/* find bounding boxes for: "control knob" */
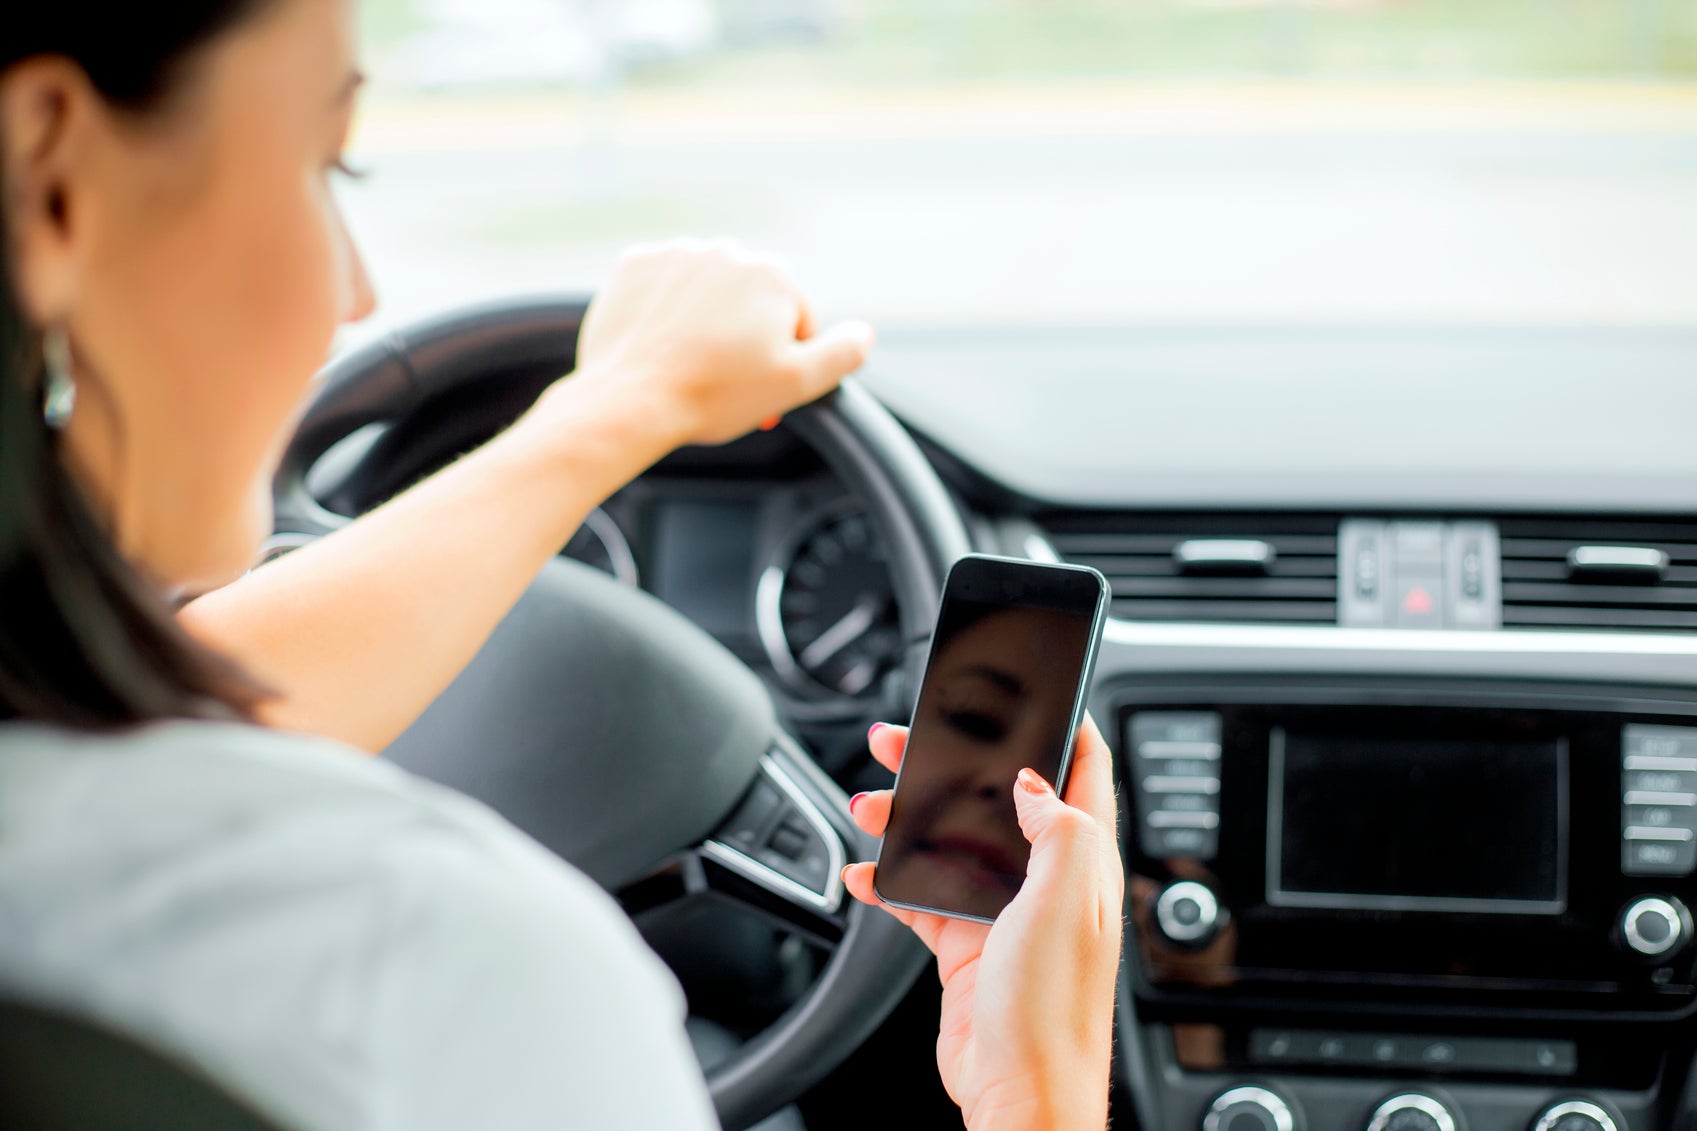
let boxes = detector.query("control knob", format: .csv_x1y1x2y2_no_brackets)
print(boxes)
1202,1086,1295,1131
1365,1094,1456,1131
1619,895,1692,959
1154,880,1224,950
1530,1099,1618,1131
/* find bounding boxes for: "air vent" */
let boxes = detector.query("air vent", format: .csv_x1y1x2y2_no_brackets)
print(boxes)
1039,513,1339,624
1500,516,1697,633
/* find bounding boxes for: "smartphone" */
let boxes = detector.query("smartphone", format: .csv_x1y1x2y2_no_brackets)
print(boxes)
873,554,1108,923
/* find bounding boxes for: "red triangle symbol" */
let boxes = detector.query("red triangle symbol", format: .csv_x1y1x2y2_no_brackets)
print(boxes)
1403,585,1434,615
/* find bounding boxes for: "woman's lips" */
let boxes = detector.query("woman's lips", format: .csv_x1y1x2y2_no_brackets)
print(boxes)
915,832,1025,889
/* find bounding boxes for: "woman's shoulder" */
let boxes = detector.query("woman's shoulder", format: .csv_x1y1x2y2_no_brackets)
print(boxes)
0,718,707,1131
0,717,534,859
0,716,636,946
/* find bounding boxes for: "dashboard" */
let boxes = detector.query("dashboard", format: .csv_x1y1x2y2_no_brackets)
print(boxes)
309,322,1697,1131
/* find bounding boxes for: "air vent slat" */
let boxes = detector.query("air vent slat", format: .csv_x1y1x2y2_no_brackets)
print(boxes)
1502,538,1697,564
1497,516,1697,635
1502,582,1697,608
1505,561,1697,586
1062,554,1337,579
1110,600,1338,623
1501,605,1697,632
1104,578,1337,600
1048,533,1338,557
1039,512,1339,626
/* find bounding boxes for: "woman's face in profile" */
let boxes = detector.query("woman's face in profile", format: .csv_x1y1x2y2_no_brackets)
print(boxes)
878,604,1089,920
4,0,374,591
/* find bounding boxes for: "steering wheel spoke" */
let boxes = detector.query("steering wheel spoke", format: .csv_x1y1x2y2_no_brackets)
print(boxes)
620,739,858,949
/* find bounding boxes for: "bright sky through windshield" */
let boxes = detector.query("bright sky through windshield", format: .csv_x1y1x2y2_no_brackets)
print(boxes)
341,0,1697,337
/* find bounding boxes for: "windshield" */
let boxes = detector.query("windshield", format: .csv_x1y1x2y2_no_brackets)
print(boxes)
343,0,1697,336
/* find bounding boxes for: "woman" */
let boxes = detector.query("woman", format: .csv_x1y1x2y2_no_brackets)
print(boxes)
0,2,1124,1129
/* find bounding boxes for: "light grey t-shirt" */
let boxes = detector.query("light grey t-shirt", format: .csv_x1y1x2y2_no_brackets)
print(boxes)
0,718,718,1131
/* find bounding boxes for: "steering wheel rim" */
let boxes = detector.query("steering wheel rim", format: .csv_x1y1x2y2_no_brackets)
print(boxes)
273,297,972,1129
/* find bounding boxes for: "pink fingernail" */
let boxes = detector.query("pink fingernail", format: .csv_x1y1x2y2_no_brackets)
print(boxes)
868,722,886,741
848,791,869,814
1016,768,1052,796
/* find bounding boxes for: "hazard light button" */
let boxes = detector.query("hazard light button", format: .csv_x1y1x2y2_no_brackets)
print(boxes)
1394,574,1445,628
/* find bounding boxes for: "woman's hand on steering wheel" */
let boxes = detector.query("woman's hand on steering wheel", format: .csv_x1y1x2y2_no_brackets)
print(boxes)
562,238,876,447
842,716,1124,1131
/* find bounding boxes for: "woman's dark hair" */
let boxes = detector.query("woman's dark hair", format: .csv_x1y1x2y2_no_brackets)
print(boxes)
1,4,276,727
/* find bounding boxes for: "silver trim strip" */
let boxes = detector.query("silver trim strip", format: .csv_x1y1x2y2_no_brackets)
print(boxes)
1623,791,1697,807
1104,617,1697,656
1155,881,1220,944
701,755,846,914
1203,1087,1294,1131
1533,1100,1617,1131
1137,740,1223,759
1148,811,1220,830
1625,755,1697,772
578,506,640,588
1142,776,1221,795
1623,897,1685,957
1625,826,1695,842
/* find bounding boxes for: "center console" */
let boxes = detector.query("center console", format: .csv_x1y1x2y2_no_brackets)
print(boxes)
1110,681,1697,1131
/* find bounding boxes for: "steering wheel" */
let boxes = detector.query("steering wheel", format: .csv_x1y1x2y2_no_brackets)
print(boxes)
271,297,972,1130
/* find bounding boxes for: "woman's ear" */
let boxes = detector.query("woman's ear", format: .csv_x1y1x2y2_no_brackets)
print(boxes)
0,56,99,330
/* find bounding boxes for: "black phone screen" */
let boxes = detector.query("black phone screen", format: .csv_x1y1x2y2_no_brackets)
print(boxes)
874,557,1105,922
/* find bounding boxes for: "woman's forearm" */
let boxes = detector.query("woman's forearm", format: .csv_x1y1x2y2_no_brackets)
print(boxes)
179,367,685,753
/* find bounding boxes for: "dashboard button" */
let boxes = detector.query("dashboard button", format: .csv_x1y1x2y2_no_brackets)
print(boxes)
1142,825,1218,859
1625,802,1697,831
1130,711,1222,748
1526,1042,1578,1074
1623,724,1697,762
1392,573,1444,628
1625,769,1697,794
1419,1041,1457,1066
1624,837,1697,875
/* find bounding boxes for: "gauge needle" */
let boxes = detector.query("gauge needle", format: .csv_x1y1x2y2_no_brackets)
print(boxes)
799,595,882,670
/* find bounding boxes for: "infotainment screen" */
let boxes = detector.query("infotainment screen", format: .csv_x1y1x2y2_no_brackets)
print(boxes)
1269,730,1567,914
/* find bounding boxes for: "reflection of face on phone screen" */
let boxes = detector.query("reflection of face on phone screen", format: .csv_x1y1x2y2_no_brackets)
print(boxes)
879,602,1092,921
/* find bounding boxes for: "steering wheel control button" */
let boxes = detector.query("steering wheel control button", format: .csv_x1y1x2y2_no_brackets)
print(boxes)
1365,1095,1456,1131
702,755,846,913
1620,895,1692,958
1154,881,1222,949
716,778,785,854
1202,1086,1296,1131
1622,726,1697,876
1128,713,1222,861
1531,1100,1619,1131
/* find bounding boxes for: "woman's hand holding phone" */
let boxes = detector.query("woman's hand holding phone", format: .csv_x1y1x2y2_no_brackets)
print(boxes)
842,716,1124,1131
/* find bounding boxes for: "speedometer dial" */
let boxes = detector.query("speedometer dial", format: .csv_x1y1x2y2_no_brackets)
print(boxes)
758,504,901,699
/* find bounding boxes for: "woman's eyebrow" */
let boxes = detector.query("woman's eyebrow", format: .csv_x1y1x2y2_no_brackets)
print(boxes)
958,665,1026,696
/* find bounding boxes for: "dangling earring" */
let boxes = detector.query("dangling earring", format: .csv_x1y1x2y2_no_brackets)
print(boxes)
41,327,76,431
